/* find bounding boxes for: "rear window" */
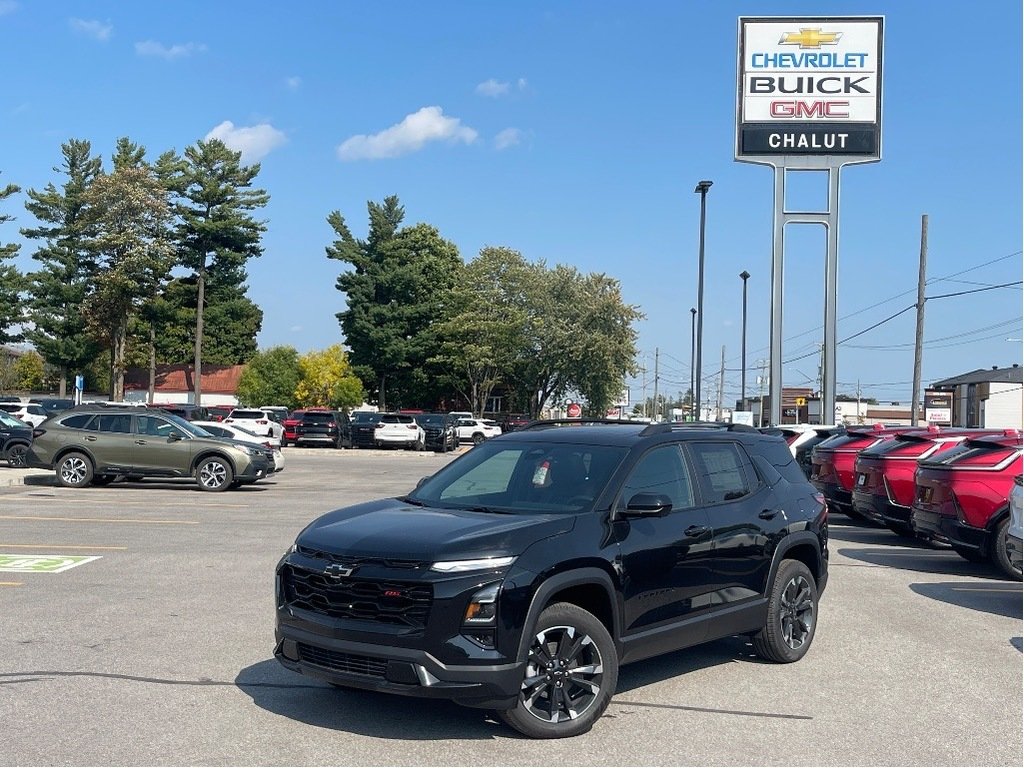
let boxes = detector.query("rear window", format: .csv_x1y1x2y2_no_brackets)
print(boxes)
302,413,334,424
380,414,413,424
816,432,880,452
231,410,266,420
352,412,379,423
60,413,94,430
923,440,1022,469
0,404,19,413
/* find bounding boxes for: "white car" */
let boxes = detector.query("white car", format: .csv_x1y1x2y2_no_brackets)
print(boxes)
457,418,502,445
374,413,425,450
1008,474,1023,573
192,421,285,472
0,402,48,427
223,408,284,440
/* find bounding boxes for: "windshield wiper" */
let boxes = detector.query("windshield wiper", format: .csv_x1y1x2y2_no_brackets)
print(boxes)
399,496,426,506
463,505,517,515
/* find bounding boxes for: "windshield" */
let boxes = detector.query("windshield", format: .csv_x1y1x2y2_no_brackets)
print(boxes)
408,440,628,514
414,414,445,425
352,412,379,423
0,411,26,428
164,412,213,438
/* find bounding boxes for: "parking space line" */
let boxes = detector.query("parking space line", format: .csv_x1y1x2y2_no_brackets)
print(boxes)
2,500,248,509
0,582,23,587
0,544,128,550
0,516,198,525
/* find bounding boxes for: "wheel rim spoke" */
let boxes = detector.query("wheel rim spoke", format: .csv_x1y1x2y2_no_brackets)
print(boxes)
522,624,603,726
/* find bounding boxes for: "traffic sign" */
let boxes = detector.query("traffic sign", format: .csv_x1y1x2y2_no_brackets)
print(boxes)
566,403,582,419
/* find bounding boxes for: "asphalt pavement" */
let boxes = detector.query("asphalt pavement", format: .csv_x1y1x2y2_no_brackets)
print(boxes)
0,449,1020,766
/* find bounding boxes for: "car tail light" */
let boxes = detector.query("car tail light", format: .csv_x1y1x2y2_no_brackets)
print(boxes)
32,428,46,438
257,419,267,425
263,441,273,448
328,422,336,428
407,424,417,430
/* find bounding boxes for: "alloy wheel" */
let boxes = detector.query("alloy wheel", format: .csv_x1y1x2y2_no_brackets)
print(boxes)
779,574,815,650
521,625,603,724
7,444,27,468
199,460,227,489
60,456,89,485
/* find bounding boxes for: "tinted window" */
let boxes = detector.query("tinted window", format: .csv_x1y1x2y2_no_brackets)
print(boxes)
96,414,133,433
60,413,94,430
381,415,413,424
303,413,334,424
231,410,266,419
352,412,378,423
136,415,179,437
414,414,445,425
619,444,695,511
0,411,25,428
0,404,18,413
689,442,753,503
202,425,230,437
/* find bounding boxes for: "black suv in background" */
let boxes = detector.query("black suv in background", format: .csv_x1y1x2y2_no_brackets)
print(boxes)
275,420,828,738
0,410,32,467
350,411,380,448
295,410,351,448
412,412,459,452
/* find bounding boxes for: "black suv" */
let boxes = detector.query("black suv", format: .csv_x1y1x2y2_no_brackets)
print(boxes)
350,411,380,448
0,410,32,467
275,420,828,738
295,410,352,448
412,412,459,452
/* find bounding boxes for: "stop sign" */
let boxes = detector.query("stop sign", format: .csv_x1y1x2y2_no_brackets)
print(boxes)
567,403,582,418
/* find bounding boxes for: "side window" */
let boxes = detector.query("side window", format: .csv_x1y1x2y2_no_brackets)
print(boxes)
96,414,133,433
618,444,695,512
204,425,228,437
136,415,177,437
689,442,754,503
60,414,94,430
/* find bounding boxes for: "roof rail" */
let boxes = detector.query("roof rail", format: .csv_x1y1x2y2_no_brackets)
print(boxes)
519,418,641,431
639,421,759,436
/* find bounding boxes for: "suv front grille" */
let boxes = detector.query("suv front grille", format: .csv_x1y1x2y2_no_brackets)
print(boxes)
296,546,426,570
282,565,432,629
296,643,388,678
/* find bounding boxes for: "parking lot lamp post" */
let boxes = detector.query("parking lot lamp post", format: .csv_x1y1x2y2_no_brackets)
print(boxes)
740,270,750,412
689,307,696,421
694,180,713,421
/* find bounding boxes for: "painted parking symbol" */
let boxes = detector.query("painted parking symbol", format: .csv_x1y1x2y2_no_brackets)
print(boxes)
0,554,101,573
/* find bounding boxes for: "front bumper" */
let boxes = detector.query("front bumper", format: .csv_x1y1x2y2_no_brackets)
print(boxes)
235,456,271,483
1006,534,1023,570
274,623,523,709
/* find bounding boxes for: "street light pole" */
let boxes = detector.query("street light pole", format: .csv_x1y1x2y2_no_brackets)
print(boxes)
694,180,712,422
739,270,750,412
689,307,696,421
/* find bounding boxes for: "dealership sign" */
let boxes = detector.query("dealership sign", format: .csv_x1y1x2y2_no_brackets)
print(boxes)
736,16,883,161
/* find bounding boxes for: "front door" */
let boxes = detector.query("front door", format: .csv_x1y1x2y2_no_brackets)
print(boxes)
132,414,193,477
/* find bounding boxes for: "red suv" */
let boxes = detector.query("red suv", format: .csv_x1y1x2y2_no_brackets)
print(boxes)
910,431,1022,579
852,427,1003,537
281,410,306,447
810,424,913,519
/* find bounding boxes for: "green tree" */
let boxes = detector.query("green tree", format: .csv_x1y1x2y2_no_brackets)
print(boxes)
14,350,45,391
162,139,269,400
294,345,365,409
328,196,462,409
21,139,104,395
0,172,25,344
81,142,175,401
235,346,302,408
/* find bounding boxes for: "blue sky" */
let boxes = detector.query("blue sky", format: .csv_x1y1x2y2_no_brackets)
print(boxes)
1,0,1021,409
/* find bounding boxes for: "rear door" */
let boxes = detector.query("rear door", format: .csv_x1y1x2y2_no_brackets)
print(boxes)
88,413,137,472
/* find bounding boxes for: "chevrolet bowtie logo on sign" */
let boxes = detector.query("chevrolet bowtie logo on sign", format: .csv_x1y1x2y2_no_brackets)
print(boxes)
779,28,843,48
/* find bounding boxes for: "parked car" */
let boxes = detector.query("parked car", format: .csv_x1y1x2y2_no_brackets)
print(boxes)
207,405,233,422
412,412,460,452
224,408,284,440
192,420,285,472
761,424,840,479
457,417,502,445
350,411,380,448
810,424,916,520
1008,475,1023,573
260,406,290,423
910,430,1023,579
0,410,33,467
148,403,210,422
29,397,75,416
0,402,49,427
274,419,828,738
499,413,532,433
374,413,425,450
26,406,272,491
852,427,1004,537
295,409,351,449
281,410,306,447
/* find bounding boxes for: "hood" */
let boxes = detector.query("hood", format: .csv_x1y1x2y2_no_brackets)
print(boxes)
298,497,576,562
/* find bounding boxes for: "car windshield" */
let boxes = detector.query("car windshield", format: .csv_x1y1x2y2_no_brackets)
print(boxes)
164,413,213,438
0,411,25,428
408,440,628,514
352,412,379,423
414,414,445,425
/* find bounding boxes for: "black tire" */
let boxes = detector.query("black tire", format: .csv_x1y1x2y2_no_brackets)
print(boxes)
195,455,234,492
91,474,117,487
497,602,617,739
472,432,485,445
951,545,987,563
991,516,1023,580
5,442,28,468
56,451,94,489
752,559,818,663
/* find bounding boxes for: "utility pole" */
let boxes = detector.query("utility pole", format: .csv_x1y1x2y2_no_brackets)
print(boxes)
717,345,726,421
857,379,863,425
653,348,660,422
911,214,928,426
758,359,768,427
640,359,648,418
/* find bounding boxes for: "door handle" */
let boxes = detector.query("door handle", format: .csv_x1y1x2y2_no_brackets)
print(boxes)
759,509,780,520
85,436,97,442
684,524,709,538
135,439,147,445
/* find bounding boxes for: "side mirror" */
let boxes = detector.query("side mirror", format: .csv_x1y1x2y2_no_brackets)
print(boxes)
623,493,673,517
415,476,429,490
167,431,183,442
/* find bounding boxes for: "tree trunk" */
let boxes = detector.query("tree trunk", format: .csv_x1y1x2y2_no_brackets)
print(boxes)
378,374,386,412
149,323,156,404
58,366,67,398
112,319,127,402
193,262,205,406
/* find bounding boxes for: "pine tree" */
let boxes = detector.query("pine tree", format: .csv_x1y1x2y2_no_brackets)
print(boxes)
0,172,25,345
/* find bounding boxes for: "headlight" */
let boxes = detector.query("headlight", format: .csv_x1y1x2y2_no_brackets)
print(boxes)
245,446,262,456
463,582,500,624
430,556,515,573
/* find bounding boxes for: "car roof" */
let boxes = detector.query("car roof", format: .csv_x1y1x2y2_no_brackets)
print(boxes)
495,420,762,448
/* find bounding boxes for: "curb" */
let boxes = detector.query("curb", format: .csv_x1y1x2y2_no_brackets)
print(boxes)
0,469,50,488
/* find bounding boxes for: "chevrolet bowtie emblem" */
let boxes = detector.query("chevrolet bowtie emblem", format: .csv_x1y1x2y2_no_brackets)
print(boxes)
779,28,843,48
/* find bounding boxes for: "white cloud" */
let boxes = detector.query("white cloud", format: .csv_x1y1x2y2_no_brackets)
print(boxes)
205,121,287,163
337,106,477,161
290,325,303,333
285,76,302,90
476,78,509,97
69,18,112,41
0,1,18,16
517,78,528,90
494,128,522,150
135,40,207,60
